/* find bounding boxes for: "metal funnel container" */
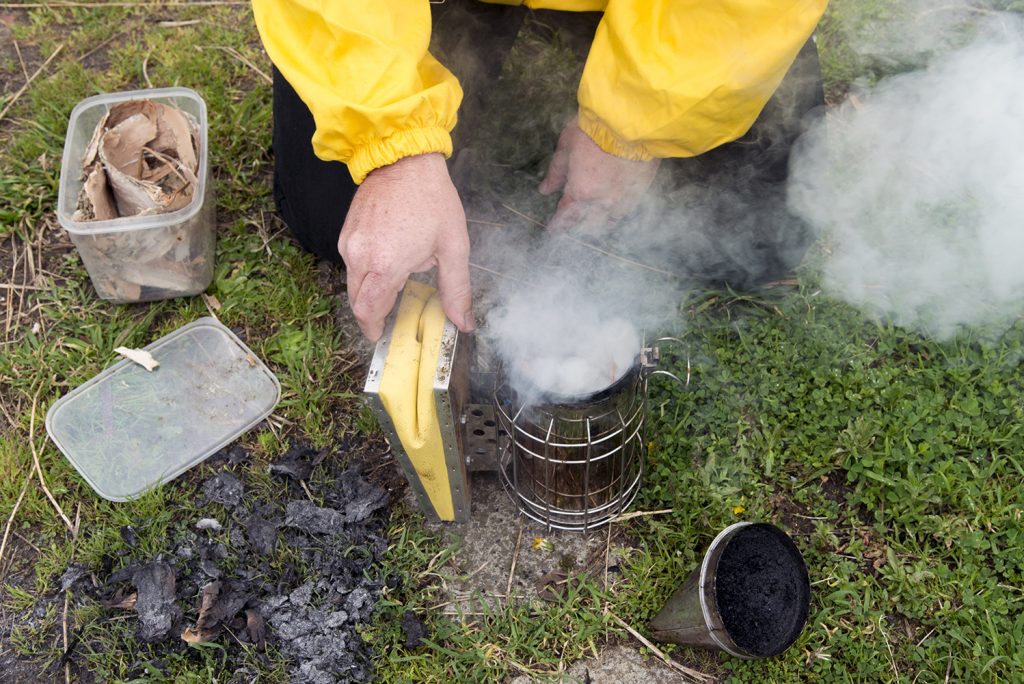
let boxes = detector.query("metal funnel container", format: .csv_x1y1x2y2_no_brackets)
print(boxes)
649,522,810,659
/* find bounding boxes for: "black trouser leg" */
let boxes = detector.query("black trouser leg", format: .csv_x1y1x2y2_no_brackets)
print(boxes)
269,0,526,265
271,66,356,264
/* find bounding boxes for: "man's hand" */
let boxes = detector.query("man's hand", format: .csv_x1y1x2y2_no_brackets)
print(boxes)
339,153,474,341
539,118,661,232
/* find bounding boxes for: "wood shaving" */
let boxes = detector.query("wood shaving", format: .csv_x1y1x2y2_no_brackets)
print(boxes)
114,346,160,371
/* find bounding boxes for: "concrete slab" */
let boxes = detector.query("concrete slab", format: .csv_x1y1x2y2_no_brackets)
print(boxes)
511,644,694,684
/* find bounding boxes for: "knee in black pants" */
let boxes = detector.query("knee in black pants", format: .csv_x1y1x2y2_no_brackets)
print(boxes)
271,66,355,265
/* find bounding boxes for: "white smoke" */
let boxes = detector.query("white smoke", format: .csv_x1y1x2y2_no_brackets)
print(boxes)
486,270,642,400
788,15,1024,339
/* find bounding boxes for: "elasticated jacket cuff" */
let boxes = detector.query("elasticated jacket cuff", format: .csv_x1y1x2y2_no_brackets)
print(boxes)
346,126,454,184
577,108,656,162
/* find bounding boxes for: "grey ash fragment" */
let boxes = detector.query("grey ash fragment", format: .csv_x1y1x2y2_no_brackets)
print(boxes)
337,467,388,523
284,500,344,535
132,560,181,643
202,471,244,508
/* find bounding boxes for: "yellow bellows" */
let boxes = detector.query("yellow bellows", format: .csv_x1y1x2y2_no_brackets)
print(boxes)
377,281,455,520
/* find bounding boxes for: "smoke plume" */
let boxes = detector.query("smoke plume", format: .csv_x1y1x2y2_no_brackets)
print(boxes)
788,14,1024,339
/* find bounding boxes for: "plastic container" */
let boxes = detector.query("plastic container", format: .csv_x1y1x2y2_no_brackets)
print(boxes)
56,87,215,303
45,317,280,501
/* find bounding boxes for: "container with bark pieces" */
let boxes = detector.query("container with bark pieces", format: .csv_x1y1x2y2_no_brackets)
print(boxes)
57,87,215,303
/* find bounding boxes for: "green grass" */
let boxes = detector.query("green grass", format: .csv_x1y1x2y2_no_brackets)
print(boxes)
621,284,1024,681
1,2,1023,683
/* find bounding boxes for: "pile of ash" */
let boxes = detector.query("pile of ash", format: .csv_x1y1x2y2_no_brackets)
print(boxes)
59,442,395,683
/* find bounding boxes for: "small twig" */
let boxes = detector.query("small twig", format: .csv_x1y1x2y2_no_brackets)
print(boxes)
606,610,712,683
12,531,41,555
0,477,30,579
610,508,674,523
141,145,194,186
72,503,81,542
77,30,125,65
944,651,953,683
5,237,19,343
505,518,523,603
916,625,939,647
199,45,272,85
0,43,65,125
29,390,76,536
299,480,315,503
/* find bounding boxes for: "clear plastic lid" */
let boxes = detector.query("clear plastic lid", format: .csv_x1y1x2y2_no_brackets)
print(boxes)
45,317,280,501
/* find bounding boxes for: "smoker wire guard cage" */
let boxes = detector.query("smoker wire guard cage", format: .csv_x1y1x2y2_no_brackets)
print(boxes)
495,346,674,532
488,338,684,532
364,312,685,532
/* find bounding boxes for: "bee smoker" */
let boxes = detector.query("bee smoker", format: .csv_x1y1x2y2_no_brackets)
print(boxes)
364,282,680,529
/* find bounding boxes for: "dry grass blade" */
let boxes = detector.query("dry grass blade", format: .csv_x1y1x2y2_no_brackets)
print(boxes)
0,43,65,125
505,517,523,604
0,283,46,291
498,202,680,279
12,37,29,81
0,476,31,581
564,234,680,279
142,50,154,89
62,590,71,684
469,261,520,283
500,202,547,229
606,610,713,683
200,45,272,85
157,20,202,28
29,390,76,536
610,508,674,523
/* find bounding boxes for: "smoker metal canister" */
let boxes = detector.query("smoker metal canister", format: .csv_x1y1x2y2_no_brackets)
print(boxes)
495,347,667,532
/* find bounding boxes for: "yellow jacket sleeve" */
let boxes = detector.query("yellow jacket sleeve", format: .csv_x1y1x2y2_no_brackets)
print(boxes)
251,0,462,184
577,0,828,161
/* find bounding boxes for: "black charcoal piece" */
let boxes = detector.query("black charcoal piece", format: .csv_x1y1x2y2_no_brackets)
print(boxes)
269,446,315,481
401,610,430,649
